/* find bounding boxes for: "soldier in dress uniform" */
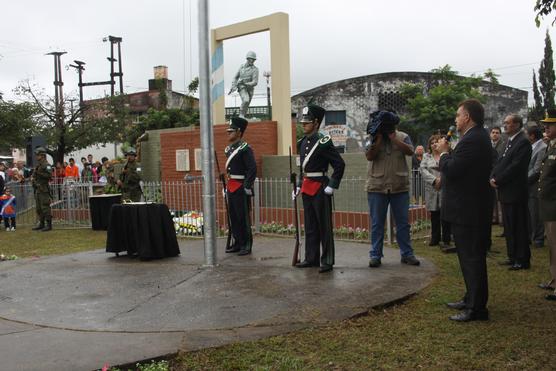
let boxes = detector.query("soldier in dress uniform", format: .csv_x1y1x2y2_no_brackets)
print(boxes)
117,149,142,202
538,109,556,301
224,117,257,256
293,104,345,273
31,147,53,232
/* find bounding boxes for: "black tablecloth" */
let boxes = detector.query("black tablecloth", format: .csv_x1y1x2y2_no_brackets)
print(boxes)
106,203,180,258
89,194,122,230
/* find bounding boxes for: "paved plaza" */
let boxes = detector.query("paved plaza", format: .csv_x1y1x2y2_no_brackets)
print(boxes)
0,236,435,370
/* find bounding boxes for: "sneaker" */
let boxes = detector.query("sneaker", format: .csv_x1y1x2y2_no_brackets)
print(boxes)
5,227,8,232
368,258,381,268
10,227,15,232
401,255,420,266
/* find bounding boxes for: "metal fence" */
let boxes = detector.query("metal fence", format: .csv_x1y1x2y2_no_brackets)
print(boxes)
5,170,429,241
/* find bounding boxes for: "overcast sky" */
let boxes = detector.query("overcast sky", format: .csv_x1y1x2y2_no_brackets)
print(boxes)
0,0,553,107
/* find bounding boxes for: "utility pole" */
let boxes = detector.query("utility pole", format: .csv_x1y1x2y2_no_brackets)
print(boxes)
70,36,124,105
198,0,217,267
47,51,67,127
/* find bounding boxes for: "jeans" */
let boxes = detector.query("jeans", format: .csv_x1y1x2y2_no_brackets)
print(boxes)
368,191,414,259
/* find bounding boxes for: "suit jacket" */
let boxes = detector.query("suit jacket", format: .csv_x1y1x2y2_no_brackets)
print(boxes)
491,131,532,203
528,140,547,197
439,125,492,226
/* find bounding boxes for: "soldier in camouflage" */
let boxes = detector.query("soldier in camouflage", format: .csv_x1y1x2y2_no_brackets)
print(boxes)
117,149,142,202
31,147,53,232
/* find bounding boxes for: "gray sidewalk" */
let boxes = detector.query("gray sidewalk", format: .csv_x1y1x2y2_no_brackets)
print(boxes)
0,236,436,370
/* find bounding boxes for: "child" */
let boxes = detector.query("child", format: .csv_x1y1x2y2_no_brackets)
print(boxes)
0,188,16,231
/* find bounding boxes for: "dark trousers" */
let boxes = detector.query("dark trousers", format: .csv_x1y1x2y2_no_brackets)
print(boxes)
302,190,335,266
3,217,16,229
452,223,489,311
430,210,451,244
501,201,531,265
228,189,252,252
528,196,545,246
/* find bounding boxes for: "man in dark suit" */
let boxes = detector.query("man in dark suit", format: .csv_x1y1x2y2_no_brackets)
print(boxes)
435,99,492,322
491,115,532,270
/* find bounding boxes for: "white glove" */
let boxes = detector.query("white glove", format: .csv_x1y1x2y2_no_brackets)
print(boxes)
245,188,253,196
291,187,300,200
324,186,334,195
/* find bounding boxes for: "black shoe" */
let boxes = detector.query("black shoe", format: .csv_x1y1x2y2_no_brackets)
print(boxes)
509,263,530,271
538,283,556,291
225,246,240,253
449,309,489,322
545,294,556,301
368,258,381,268
428,240,440,247
534,242,544,248
32,221,45,231
401,256,420,266
295,260,318,268
319,265,333,273
498,260,514,266
442,246,457,254
446,300,466,310
238,250,251,256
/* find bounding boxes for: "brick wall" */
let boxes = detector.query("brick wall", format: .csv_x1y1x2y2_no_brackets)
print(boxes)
160,121,279,181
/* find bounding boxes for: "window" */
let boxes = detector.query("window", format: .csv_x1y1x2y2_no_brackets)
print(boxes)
194,148,202,171
324,111,346,125
176,150,190,171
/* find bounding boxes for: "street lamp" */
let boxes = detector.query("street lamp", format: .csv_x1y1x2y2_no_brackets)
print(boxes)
263,71,271,120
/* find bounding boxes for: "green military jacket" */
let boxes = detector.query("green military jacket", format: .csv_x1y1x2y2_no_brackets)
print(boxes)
539,140,556,221
32,159,52,193
119,161,142,201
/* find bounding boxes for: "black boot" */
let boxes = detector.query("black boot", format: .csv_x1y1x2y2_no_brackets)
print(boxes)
41,217,52,232
32,218,45,231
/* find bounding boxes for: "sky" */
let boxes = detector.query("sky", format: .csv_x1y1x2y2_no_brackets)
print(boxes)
0,0,554,107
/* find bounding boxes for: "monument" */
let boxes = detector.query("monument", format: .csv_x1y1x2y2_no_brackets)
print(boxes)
229,51,259,118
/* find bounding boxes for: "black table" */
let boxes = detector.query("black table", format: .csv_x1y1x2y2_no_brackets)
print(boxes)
106,203,180,259
89,194,122,230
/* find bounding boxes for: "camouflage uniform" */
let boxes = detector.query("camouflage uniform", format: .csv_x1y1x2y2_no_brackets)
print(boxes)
32,154,53,231
103,163,118,194
119,161,142,202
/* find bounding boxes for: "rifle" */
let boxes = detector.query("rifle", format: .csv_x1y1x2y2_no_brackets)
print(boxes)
215,150,233,250
289,146,301,266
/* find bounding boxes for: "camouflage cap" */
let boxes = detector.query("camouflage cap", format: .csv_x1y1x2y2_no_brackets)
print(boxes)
34,146,48,155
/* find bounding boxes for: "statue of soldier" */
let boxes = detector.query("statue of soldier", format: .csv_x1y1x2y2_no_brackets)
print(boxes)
31,147,53,232
117,149,142,202
229,51,259,118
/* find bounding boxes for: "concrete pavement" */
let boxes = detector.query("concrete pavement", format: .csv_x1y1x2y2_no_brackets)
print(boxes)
0,236,436,370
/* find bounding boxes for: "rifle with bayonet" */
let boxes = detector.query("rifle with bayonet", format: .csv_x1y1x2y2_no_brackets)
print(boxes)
215,150,233,250
289,146,301,266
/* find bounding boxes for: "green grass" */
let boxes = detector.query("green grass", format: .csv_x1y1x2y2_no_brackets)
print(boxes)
172,227,556,370
0,226,107,258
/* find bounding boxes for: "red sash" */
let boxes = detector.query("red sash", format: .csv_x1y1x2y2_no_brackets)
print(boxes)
227,179,243,193
301,178,322,196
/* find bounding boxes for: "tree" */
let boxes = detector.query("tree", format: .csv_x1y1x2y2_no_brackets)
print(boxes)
539,30,555,110
399,65,484,142
15,80,126,164
531,70,545,121
0,99,39,153
483,69,500,84
535,0,556,26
